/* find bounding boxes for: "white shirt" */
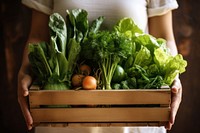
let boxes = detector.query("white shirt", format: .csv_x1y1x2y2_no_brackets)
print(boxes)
21,0,178,32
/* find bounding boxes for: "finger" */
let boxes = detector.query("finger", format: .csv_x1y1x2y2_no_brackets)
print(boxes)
170,82,182,124
21,75,32,96
18,74,33,130
171,79,181,93
165,122,172,130
165,90,181,130
170,93,180,124
18,96,33,130
165,79,182,130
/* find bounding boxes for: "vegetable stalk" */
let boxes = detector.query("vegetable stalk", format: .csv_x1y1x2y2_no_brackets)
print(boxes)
100,55,120,90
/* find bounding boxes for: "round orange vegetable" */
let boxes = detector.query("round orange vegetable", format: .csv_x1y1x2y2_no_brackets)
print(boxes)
82,76,97,90
80,64,91,76
71,74,85,87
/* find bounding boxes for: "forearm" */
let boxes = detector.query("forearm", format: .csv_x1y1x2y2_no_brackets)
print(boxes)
20,10,50,71
148,11,178,56
167,40,178,56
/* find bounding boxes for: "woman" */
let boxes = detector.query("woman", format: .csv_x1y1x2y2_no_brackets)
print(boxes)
18,0,182,132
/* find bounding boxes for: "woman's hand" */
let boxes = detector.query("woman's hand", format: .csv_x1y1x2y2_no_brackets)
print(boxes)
166,78,182,130
18,70,33,130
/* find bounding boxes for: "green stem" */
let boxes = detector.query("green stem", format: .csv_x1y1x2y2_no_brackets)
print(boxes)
99,55,120,90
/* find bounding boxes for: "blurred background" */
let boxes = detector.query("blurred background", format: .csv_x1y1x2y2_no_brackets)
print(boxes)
0,0,199,133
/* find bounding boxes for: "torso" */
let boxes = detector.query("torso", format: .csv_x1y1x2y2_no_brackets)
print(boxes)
53,0,148,31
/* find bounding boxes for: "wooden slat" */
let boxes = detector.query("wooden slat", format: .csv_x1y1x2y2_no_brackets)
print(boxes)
29,89,170,106
34,122,168,127
30,108,170,123
67,122,167,127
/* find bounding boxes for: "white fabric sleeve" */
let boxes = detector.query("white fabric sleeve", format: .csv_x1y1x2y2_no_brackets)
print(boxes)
21,0,53,15
147,0,178,17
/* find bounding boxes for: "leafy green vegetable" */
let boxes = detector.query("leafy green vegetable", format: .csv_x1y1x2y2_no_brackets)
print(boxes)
29,42,52,80
49,13,67,55
111,83,121,90
120,80,129,89
29,13,69,90
29,9,187,90
114,17,143,37
163,54,187,85
66,9,89,73
29,10,89,90
115,18,187,89
133,45,152,67
127,77,137,89
89,16,105,34
81,30,133,90
81,15,187,89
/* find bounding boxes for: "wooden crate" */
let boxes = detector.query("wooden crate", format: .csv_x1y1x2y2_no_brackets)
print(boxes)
29,85,171,127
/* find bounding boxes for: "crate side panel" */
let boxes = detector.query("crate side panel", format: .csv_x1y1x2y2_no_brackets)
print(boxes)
29,90,171,106
30,108,170,123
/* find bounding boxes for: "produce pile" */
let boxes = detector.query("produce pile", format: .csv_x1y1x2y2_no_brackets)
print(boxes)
29,9,187,90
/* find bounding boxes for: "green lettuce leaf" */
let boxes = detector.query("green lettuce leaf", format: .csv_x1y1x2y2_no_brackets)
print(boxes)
134,46,152,67
114,18,143,37
164,54,187,85
114,17,187,88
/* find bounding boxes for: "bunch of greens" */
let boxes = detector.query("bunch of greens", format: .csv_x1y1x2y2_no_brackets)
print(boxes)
28,9,89,90
29,8,187,90
82,17,187,89
113,18,187,89
81,18,135,90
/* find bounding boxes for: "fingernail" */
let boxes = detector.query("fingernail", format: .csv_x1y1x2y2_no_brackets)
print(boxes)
172,87,178,93
24,90,29,96
28,125,32,130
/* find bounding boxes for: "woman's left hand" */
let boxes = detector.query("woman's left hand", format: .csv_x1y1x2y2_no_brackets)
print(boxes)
165,78,182,130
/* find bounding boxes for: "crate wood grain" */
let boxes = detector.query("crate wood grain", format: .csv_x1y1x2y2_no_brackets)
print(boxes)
29,85,171,126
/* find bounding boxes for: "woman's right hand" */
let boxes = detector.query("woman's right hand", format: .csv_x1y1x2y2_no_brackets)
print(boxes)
18,70,33,130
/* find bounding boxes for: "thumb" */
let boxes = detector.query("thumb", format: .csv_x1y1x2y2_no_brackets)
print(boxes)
171,79,181,94
21,75,32,96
